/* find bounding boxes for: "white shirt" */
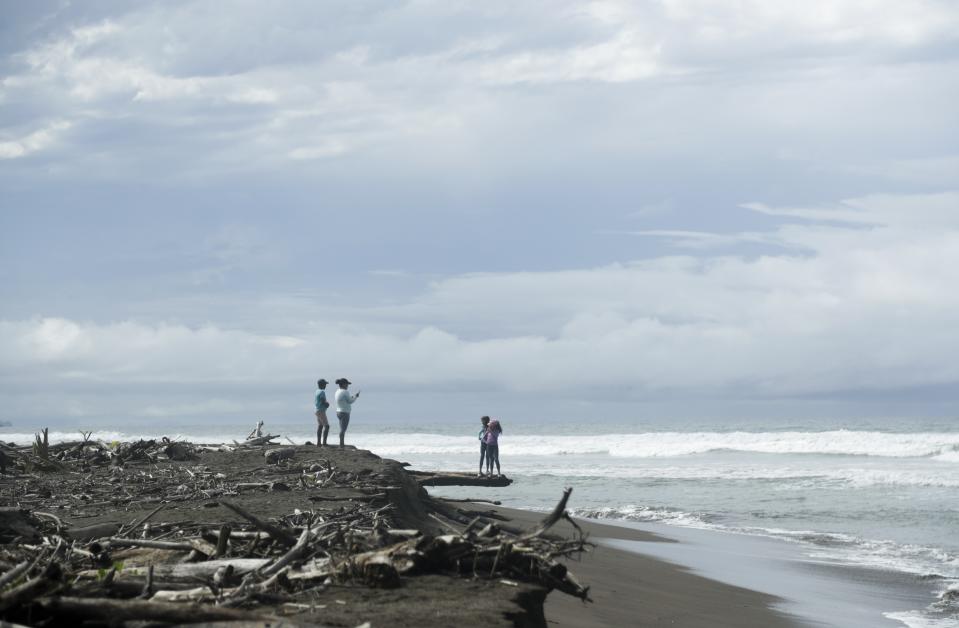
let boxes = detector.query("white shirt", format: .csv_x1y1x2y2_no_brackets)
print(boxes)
334,388,358,413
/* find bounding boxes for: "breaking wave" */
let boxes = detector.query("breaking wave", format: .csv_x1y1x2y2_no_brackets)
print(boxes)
349,430,959,459
4,428,958,461
572,504,959,585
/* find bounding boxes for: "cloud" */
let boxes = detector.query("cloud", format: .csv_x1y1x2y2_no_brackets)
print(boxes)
2,191,958,422
1,1,955,180
609,229,789,249
474,28,665,84
1,4,957,422
0,120,70,159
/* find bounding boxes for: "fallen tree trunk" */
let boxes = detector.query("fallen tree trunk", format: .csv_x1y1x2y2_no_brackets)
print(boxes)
37,596,274,624
410,471,513,487
234,434,279,447
264,447,296,464
77,558,269,581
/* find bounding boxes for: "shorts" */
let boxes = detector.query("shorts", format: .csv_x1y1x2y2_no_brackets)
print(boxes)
337,411,350,431
315,410,329,427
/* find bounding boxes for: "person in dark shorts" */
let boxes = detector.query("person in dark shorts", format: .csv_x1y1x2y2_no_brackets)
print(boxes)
477,415,490,476
314,378,330,446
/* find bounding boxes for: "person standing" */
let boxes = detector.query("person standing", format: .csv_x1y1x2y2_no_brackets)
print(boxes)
477,415,490,476
484,419,503,477
333,377,360,448
314,379,330,446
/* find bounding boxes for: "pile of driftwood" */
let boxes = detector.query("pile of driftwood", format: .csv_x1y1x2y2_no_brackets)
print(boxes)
0,431,311,520
0,429,591,625
0,433,216,475
0,486,588,626
0,424,284,476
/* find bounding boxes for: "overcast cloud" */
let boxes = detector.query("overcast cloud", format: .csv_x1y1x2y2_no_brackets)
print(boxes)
2,1,958,426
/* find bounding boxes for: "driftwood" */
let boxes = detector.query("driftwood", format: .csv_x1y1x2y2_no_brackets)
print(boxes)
235,434,279,447
0,438,590,626
37,596,275,623
66,522,121,541
409,470,513,487
0,508,41,542
522,486,573,539
219,500,298,546
32,429,49,460
163,441,195,461
246,420,265,440
77,558,270,581
264,447,296,464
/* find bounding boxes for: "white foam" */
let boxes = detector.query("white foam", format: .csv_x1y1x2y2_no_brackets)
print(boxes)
568,463,958,488
394,455,959,488
0,430,242,446
884,611,959,628
572,504,959,583
933,447,959,463
349,430,959,460
571,504,713,529
5,428,958,460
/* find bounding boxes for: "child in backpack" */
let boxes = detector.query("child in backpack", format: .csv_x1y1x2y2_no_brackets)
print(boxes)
484,419,503,477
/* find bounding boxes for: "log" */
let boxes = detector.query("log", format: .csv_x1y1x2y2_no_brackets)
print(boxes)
410,471,513,487
264,447,295,464
37,596,274,623
120,503,166,536
215,524,231,558
234,434,279,447
521,487,573,539
106,537,216,555
0,508,40,542
66,522,121,541
219,500,297,546
150,585,217,603
285,557,333,582
0,559,32,590
164,441,195,461
107,537,194,552
0,562,60,612
77,558,269,581
260,526,311,577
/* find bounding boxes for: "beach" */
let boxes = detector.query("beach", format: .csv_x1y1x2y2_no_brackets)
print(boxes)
4,418,957,627
0,438,813,627
493,505,804,628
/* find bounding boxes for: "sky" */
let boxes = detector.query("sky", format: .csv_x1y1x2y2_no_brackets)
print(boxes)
1,1,958,428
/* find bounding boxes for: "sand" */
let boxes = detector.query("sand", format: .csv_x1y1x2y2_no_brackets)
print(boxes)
1,442,811,627
465,506,809,627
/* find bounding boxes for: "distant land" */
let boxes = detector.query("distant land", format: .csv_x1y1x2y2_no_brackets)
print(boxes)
0,420,10,427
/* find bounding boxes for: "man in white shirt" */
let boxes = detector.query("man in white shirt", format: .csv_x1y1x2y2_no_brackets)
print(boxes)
333,377,360,447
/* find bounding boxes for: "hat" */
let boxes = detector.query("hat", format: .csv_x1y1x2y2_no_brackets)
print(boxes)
336,378,352,385
317,378,328,385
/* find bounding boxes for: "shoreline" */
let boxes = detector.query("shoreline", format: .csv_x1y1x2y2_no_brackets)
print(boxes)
482,505,808,628
2,437,936,627
478,507,943,628
0,437,811,627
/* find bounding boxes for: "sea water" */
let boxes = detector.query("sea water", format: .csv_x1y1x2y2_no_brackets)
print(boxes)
3,415,957,627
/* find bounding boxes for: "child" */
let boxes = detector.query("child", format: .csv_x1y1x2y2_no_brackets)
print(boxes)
484,419,503,477
477,415,490,477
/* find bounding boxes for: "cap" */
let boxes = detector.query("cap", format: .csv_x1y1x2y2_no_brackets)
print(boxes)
317,378,328,385
336,378,352,385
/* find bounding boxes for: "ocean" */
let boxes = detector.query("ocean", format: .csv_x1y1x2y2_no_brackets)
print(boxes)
3,415,957,627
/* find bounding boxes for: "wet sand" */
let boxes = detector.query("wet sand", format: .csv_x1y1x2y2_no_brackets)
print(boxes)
487,506,809,628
